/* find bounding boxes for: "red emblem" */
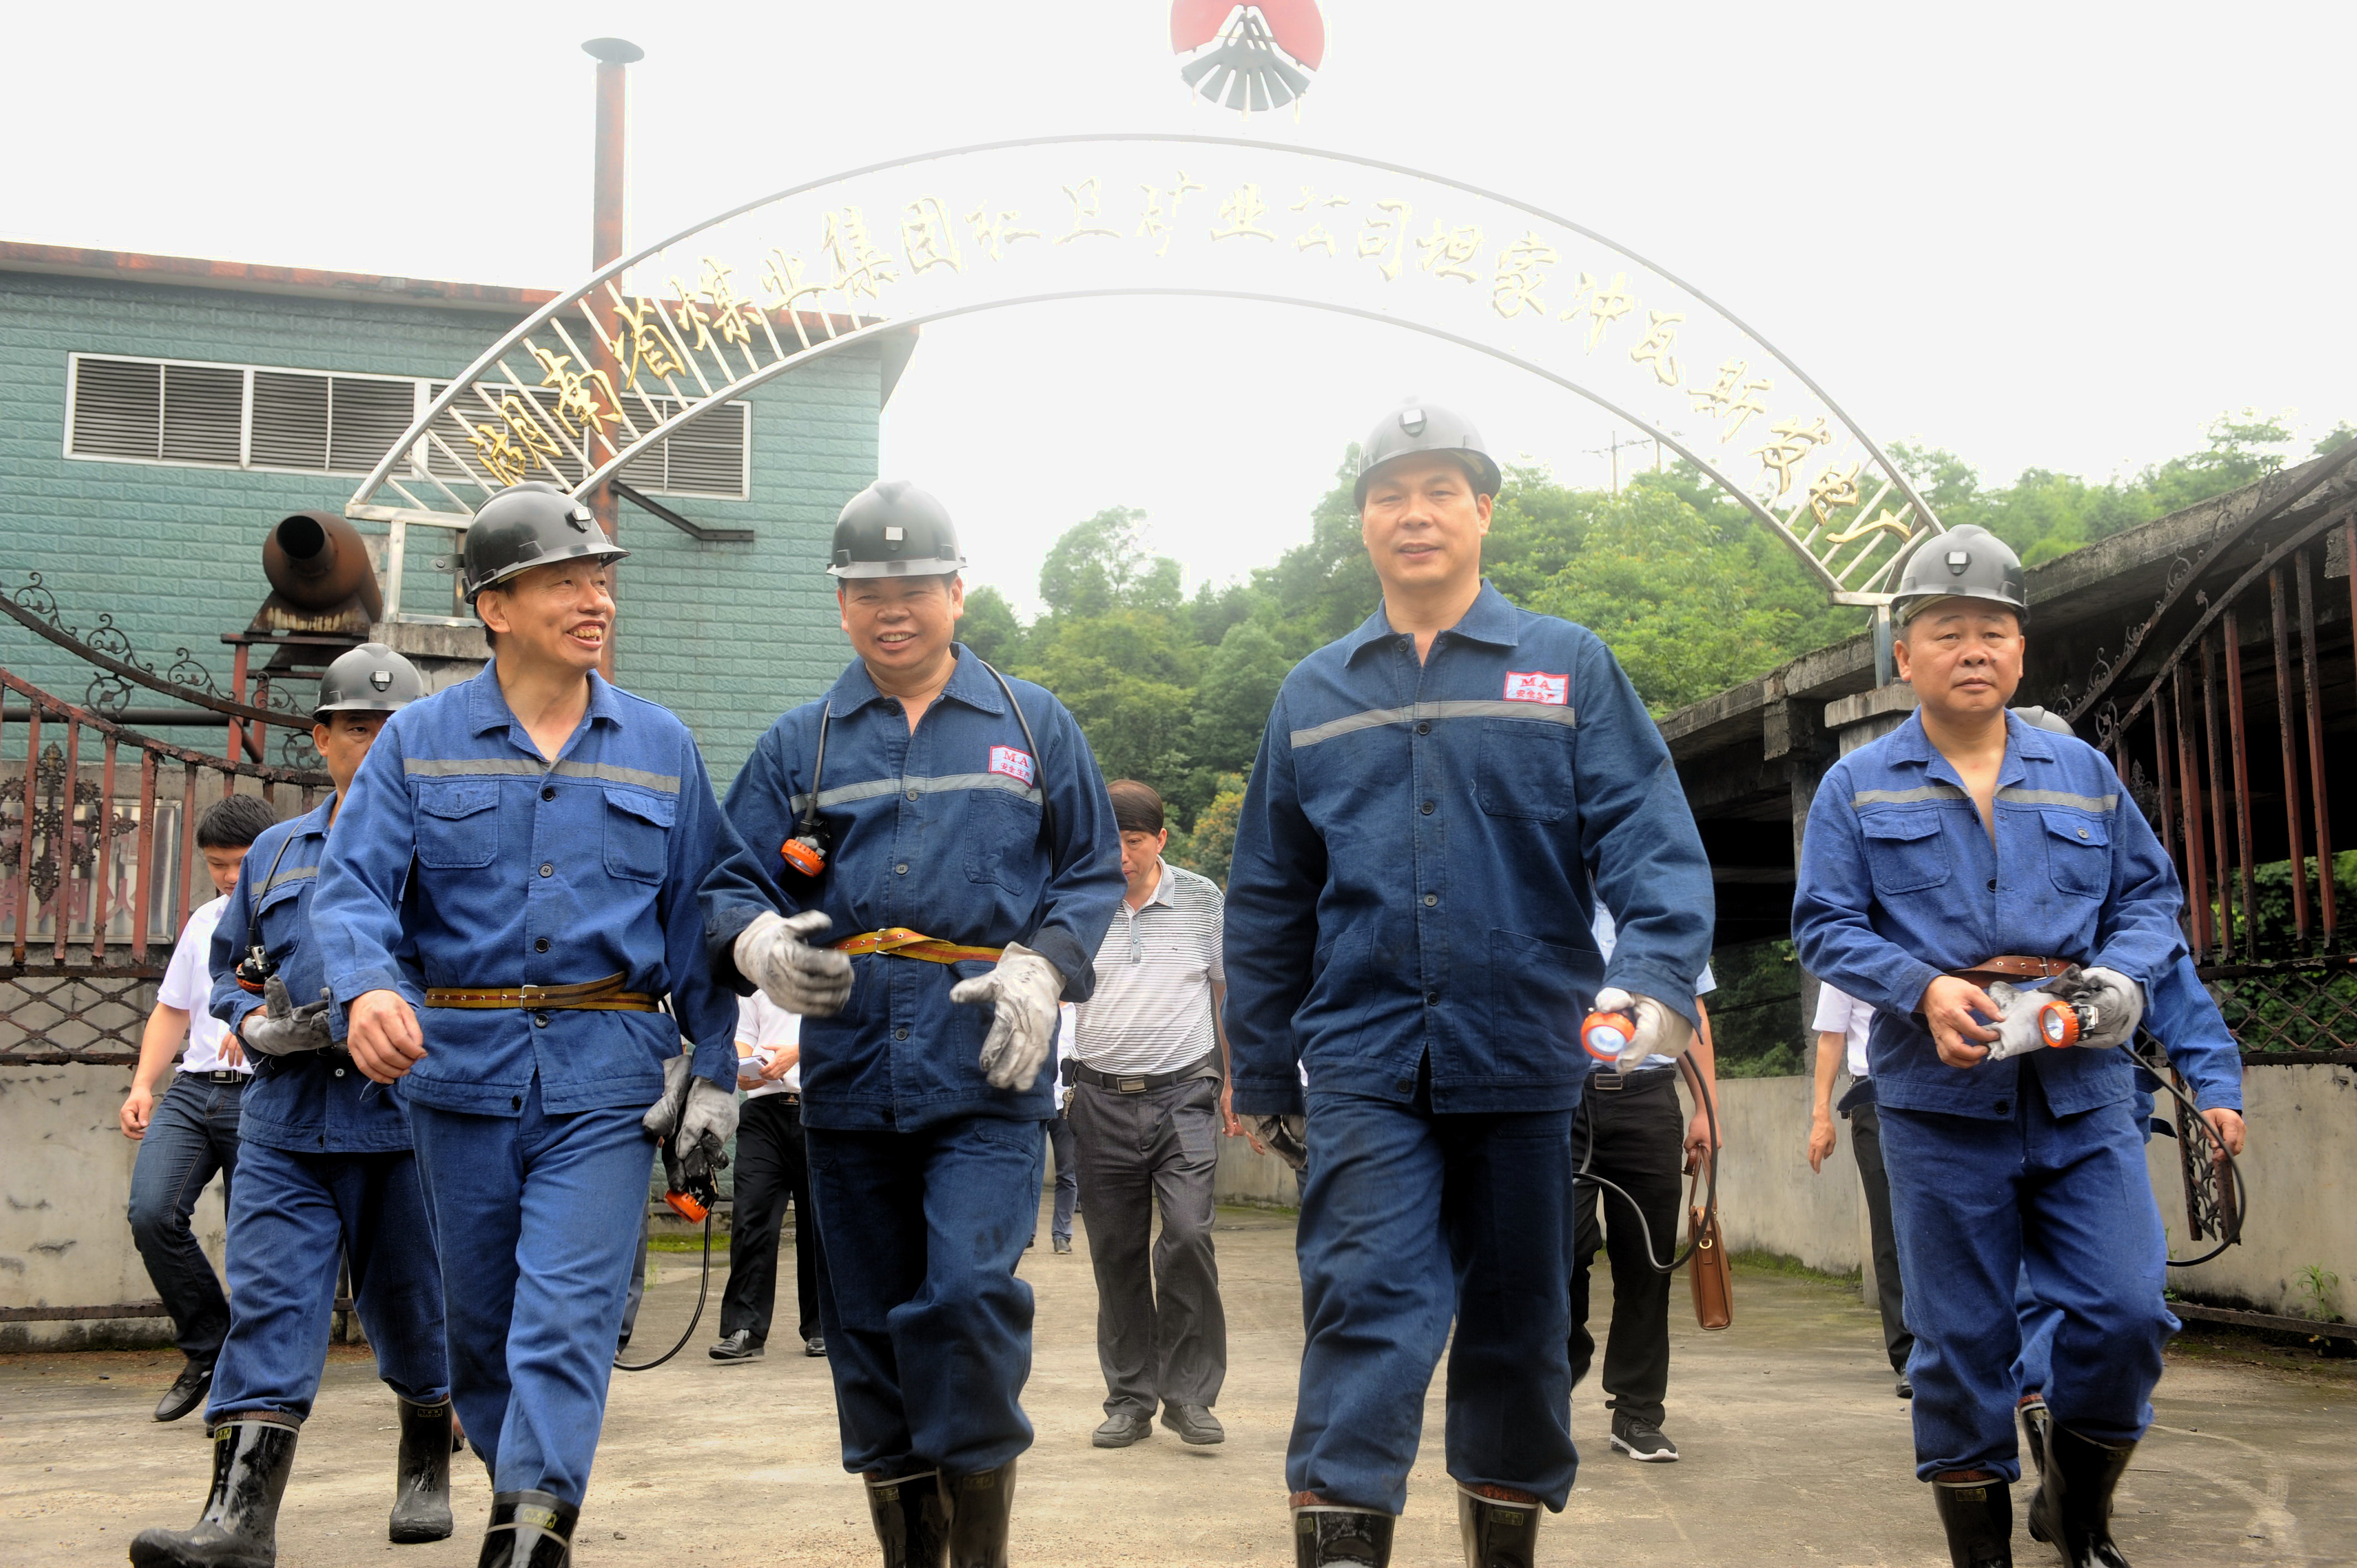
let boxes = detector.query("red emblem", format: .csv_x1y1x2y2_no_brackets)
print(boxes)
989,745,1036,786
1172,2,1325,111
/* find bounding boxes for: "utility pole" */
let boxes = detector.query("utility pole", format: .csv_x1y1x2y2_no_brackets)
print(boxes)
582,37,641,680
1584,429,1650,496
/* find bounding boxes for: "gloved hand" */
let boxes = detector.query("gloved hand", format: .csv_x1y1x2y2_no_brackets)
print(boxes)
239,975,335,1057
1250,1114,1308,1171
734,910,852,1017
949,941,1063,1090
642,1053,694,1139
1981,980,2054,1062
2055,964,2143,1050
1592,986,1695,1071
642,1054,738,1178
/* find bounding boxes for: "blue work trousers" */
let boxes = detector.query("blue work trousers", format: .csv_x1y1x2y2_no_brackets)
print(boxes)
805,1116,1043,1479
1881,1074,2174,1483
404,1079,651,1506
126,1072,244,1365
209,1143,449,1419
1291,1085,1576,1515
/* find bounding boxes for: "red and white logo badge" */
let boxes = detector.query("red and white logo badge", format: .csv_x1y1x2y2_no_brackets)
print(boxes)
1502,670,1569,705
989,745,1036,785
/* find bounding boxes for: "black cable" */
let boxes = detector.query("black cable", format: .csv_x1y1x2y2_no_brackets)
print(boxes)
1572,1050,1720,1276
976,658,1059,874
2128,1033,2246,1269
611,1208,717,1372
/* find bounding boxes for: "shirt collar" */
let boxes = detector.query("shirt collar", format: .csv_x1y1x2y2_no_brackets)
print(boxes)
466,664,624,745
1882,706,2053,785
1144,858,1175,909
1342,580,1521,665
828,643,1007,718
293,796,337,839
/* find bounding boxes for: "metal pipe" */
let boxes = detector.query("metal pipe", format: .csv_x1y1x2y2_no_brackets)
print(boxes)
2201,635,2231,958
2222,608,2257,949
583,35,641,684
2269,567,2310,941
2154,691,2176,868
14,703,39,964
2296,550,2336,946
94,734,117,960
55,718,79,967
2173,663,2210,960
132,750,155,963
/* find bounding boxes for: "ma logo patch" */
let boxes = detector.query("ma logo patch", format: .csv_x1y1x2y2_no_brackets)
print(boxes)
989,745,1036,785
1502,670,1569,705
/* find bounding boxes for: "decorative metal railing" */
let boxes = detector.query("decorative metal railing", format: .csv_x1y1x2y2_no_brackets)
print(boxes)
1,667,328,1064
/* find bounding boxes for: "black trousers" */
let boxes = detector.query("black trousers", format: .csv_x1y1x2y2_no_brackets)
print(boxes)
721,1094,823,1344
1567,1068,1685,1428
1848,1100,1916,1373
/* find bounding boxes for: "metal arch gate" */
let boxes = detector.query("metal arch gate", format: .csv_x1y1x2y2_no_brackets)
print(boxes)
345,132,1943,636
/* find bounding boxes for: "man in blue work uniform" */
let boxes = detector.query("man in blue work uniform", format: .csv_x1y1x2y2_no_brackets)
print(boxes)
1793,525,2247,1568
701,479,1123,1568
129,644,455,1568
311,482,744,1568
1223,404,1715,1568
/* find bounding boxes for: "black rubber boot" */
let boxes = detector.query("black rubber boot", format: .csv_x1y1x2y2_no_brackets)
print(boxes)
944,1459,1015,1568
475,1490,577,1568
2027,1425,2135,1566
127,1417,301,1568
2019,1397,2052,1479
389,1397,456,1544
1456,1484,1541,1567
1932,1474,2015,1568
1291,1502,1395,1567
864,1471,951,1568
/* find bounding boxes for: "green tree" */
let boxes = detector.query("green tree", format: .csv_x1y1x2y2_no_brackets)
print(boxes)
1188,619,1291,780
1037,506,1182,618
958,583,1026,666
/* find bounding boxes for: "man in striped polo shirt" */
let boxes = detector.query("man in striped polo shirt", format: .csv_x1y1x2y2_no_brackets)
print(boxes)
1069,780,1236,1451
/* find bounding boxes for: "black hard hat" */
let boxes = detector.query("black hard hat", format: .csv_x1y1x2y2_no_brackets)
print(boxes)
828,479,967,579
1892,524,2029,627
1354,401,1504,508
460,481,628,604
313,642,426,721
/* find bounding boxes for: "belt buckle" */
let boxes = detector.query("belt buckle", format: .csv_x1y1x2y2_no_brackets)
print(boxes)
518,983,545,1004
1591,1074,1625,1091
1117,1076,1147,1094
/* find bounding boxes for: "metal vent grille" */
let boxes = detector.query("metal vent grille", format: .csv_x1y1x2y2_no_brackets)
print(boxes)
251,370,329,470
159,364,242,465
327,377,422,477
68,357,163,458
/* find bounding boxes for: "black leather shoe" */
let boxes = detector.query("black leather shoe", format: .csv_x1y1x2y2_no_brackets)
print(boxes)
154,1360,214,1424
1161,1402,1225,1445
389,1397,455,1544
1092,1412,1152,1448
945,1459,1015,1568
708,1329,764,1362
476,1490,576,1568
128,1417,300,1568
1897,1374,1915,1399
864,1471,950,1568
804,1336,827,1358
1292,1503,1394,1567
2028,1424,2135,1567
1456,1484,1541,1568
1933,1473,2014,1568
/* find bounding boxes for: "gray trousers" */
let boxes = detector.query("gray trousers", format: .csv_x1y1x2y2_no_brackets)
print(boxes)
1069,1076,1227,1415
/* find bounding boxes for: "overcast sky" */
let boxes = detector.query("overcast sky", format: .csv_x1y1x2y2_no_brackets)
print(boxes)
10,2,2350,614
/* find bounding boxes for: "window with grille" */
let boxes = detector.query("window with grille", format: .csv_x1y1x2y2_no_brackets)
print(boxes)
66,354,752,499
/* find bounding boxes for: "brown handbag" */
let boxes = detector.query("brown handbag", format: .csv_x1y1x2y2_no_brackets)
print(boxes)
1687,1157,1733,1330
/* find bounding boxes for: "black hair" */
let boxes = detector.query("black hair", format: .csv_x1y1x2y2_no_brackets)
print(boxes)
197,794,280,850
1107,779,1165,837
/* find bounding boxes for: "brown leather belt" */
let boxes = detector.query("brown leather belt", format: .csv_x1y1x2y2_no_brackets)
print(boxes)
425,972,658,1012
1946,954,2073,988
831,927,1004,966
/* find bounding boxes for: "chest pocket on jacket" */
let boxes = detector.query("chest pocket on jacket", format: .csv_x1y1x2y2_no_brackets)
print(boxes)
2042,810,2109,899
255,874,311,956
603,788,676,884
416,782,499,869
1861,810,1951,895
1476,720,1573,823
965,788,1044,896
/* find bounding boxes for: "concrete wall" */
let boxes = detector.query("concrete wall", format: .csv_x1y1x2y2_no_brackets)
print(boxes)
1210,1066,2355,1321
0,1061,224,1350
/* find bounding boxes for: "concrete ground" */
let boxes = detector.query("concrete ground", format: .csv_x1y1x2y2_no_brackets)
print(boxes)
4,1200,2351,1567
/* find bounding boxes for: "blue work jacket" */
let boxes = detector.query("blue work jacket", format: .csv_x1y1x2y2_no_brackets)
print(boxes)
205,797,411,1155
2144,953,2243,1113
1792,710,2202,1120
1223,582,1716,1118
311,666,741,1117
699,646,1125,1133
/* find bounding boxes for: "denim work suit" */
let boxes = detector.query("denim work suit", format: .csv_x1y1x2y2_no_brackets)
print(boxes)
312,667,740,1506
1224,585,1715,1514
701,646,1124,1479
1792,709,2240,1483
203,797,448,1422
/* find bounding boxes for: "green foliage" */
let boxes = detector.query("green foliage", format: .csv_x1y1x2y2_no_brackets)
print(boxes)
1166,772,1248,887
2299,1263,2343,1323
959,584,1026,667
1704,938,1808,1078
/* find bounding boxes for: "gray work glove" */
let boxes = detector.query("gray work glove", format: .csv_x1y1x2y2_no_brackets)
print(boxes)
1251,1114,1309,1172
1982,981,2057,1062
949,941,1063,1091
240,974,334,1056
734,910,852,1017
1591,986,1696,1072
2055,964,2143,1051
642,1053,694,1138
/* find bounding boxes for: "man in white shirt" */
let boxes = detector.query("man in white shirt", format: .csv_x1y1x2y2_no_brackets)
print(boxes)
711,992,825,1360
1807,981,1915,1396
1571,908,1723,1464
120,794,280,1424
1068,781,1234,1451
